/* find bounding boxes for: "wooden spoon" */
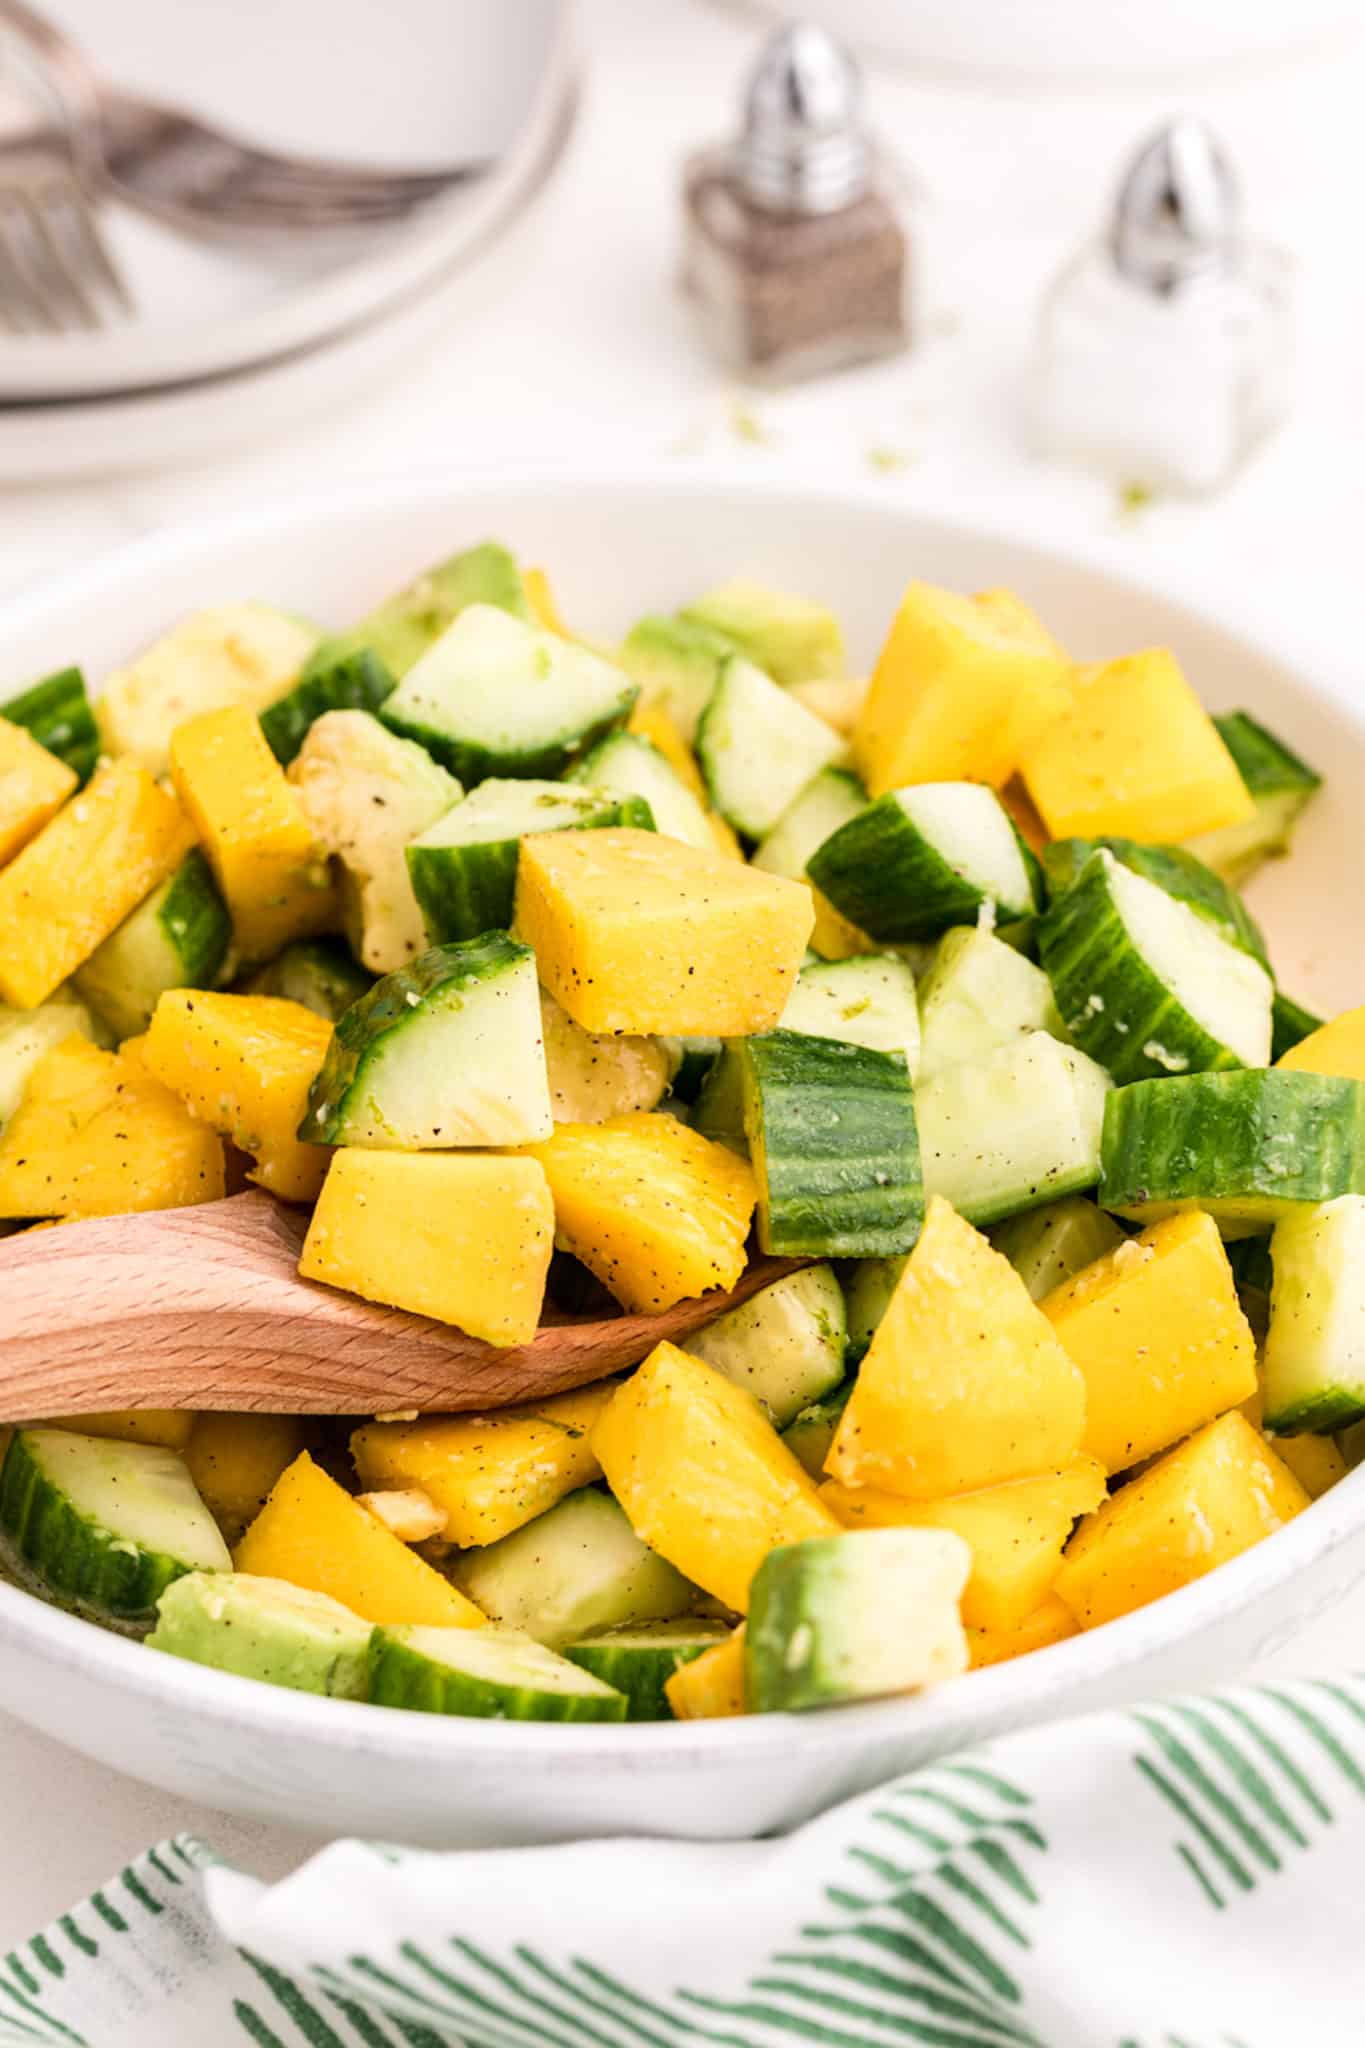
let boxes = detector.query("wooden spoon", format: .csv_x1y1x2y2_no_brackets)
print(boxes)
0,1190,805,1422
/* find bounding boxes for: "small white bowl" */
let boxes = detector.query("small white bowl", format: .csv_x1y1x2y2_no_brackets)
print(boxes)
1,470,1360,1847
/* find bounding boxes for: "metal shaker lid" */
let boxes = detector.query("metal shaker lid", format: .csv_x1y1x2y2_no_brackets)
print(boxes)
1110,119,1242,293
735,22,872,216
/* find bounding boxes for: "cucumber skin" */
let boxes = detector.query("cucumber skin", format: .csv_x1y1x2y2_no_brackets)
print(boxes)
407,794,654,946
367,1629,629,1723
1100,1071,1365,1223
1271,991,1324,1063
808,794,1042,943
0,1432,197,1626
259,650,396,766
741,1029,922,1258
298,931,532,1144
564,1628,729,1720
243,938,373,1023
303,541,532,684
1214,711,1321,799
1,666,99,783
1043,836,1268,966
1038,852,1250,1085
158,848,233,987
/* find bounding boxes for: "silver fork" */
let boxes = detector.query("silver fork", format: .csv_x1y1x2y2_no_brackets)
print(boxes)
0,124,130,331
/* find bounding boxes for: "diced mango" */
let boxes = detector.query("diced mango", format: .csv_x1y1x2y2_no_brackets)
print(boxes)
351,1384,615,1547
0,761,193,1008
826,1196,1086,1500
524,567,568,636
1277,1004,1365,1080
593,1341,840,1613
185,1412,307,1543
526,1112,755,1313
664,1625,748,1718
627,699,709,803
234,1450,485,1628
513,828,813,1036
1042,1211,1257,1474
707,812,746,862
169,705,333,963
968,1594,1078,1669
821,1456,1106,1631
0,718,77,868
98,604,319,776
0,1036,225,1217
999,776,1050,855
300,1149,553,1345
1268,1430,1347,1500
1020,649,1255,844
1055,1412,1309,1630
852,583,1073,796
144,990,332,1202
787,675,869,736
807,884,876,961
45,1410,194,1451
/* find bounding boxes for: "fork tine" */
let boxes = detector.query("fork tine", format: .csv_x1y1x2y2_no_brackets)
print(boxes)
21,183,100,328
0,191,67,331
47,174,132,315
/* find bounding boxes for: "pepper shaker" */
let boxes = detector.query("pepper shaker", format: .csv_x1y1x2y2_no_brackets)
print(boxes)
1032,120,1292,495
681,23,909,385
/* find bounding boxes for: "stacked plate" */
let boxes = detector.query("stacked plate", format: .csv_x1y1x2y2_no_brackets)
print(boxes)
0,0,576,477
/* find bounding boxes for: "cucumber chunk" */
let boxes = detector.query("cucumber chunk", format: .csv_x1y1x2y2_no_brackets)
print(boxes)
98,605,320,777
566,731,713,850
382,605,637,783
75,849,232,1040
696,655,844,840
1,666,99,782
746,1528,970,1712
259,649,396,766
1100,1069,1365,1231
917,1030,1111,1226
739,1029,922,1257
781,1382,853,1478
844,1256,906,1365
0,992,96,1127
242,938,373,1023
1039,849,1273,1083
407,779,652,946
988,1195,1125,1302
690,1040,748,1154
687,1264,847,1426
148,1571,371,1698
779,953,921,1080
449,1489,693,1649
916,924,1063,1078
662,1035,721,1105
1262,1196,1365,1433
808,783,1041,943
1271,991,1324,1063
368,1622,628,1723
304,539,531,683
616,616,735,745
1044,835,1268,967
750,765,867,885
0,1429,229,1627
1185,710,1322,887
682,578,844,689
564,1619,733,1721
299,933,552,1148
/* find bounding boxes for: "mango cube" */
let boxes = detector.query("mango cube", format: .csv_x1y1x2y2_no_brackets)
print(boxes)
169,705,333,963
0,1035,225,1217
826,1196,1087,1500
1042,1210,1257,1474
664,1625,748,1719
185,1412,307,1544
144,990,332,1202
1268,1430,1347,1501
1278,1004,1365,1080
300,1149,553,1345
234,1450,485,1628
513,827,813,1036
0,718,77,868
526,1111,756,1313
1020,649,1255,844
351,1383,615,1547
44,1410,194,1451
968,1594,1078,1669
0,760,193,1008
852,582,1073,797
593,1341,840,1612
821,1455,1106,1631
1054,1412,1309,1630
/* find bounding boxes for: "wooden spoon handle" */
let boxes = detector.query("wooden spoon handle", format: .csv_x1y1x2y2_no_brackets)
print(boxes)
0,1191,804,1420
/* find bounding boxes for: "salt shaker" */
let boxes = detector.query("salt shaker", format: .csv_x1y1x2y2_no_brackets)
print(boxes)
681,23,909,385
1032,120,1291,495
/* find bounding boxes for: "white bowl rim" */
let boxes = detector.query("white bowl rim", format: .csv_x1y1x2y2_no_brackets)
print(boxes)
1,462,1360,1768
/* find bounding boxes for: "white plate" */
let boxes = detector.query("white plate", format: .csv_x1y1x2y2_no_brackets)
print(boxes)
0,0,572,400
0,469,1360,1848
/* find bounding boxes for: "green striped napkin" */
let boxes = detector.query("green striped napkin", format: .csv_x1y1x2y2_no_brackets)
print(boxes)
5,1673,1363,2048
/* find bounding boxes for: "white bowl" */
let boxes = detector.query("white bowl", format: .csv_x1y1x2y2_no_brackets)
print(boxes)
1,470,1361,1847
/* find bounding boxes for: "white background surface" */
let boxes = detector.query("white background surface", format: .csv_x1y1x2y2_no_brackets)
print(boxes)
3,0,1365,1941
